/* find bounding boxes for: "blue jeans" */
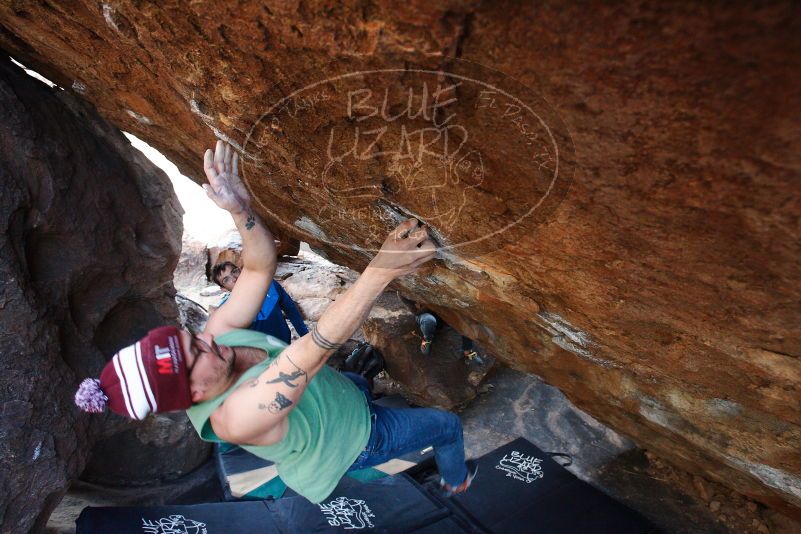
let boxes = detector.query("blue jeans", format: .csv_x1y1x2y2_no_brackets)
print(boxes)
343,373,469,486
416,312,439,340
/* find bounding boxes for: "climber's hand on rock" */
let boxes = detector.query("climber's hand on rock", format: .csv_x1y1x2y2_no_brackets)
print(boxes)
367,218,436,281
203,140,250,214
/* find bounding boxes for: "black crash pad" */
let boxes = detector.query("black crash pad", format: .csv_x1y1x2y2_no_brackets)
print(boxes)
77,473,451,533
267,474,450,532
447,437,658,533
76,501,278,534
76,437,657,533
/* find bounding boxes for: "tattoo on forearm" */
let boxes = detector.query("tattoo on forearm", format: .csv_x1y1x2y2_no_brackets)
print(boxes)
258,392,293,414
311,324,343,351
245,213,255,230
266,370,305,388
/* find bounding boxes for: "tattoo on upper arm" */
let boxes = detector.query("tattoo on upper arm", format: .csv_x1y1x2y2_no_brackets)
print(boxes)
244,378,259,388
259,392,293,414
245,214,255,230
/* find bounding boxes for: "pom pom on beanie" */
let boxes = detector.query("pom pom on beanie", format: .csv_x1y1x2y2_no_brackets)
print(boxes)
75,378,108,413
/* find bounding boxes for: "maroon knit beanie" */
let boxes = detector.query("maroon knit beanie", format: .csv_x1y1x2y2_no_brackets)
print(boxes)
74,326,192,419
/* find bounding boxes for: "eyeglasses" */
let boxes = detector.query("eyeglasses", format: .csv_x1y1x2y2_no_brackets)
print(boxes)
186,331,224,376
220,267,241,288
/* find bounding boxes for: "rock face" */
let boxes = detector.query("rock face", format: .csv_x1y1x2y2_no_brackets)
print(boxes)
0,1,800,519
276,251,358,322
0,57,187,532
175,294,209,339
79,412,211,487
362,293,494,409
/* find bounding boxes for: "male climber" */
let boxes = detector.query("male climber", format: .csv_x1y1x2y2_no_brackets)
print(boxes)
75,140,477,503
211,260,308,344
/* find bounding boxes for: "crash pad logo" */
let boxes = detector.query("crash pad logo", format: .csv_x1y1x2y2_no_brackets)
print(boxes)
242,57,575,259
495,450,544,483
319,496,376,530
141,514,207,534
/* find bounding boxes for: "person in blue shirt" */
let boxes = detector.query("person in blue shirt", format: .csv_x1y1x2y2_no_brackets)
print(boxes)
212,261,309,344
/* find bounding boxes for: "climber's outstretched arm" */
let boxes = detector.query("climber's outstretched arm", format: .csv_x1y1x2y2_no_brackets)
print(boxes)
202,141,277,336
210,218,436,446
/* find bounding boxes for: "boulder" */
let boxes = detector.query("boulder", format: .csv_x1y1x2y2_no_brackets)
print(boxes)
79,412,211,487
173,235,221,312
172,236,211,302
175,294,209,334
362,292,494,409
0,56,190,533
0,1,799,519
277,250,358,322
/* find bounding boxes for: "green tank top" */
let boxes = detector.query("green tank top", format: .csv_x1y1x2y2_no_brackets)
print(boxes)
185,329,371,503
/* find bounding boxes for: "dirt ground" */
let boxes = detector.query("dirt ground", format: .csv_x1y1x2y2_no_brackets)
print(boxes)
642,451,801,534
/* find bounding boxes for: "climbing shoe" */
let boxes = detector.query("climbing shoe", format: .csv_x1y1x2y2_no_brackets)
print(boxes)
420,338,433,355
462,349,484,365
440,460,478,497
